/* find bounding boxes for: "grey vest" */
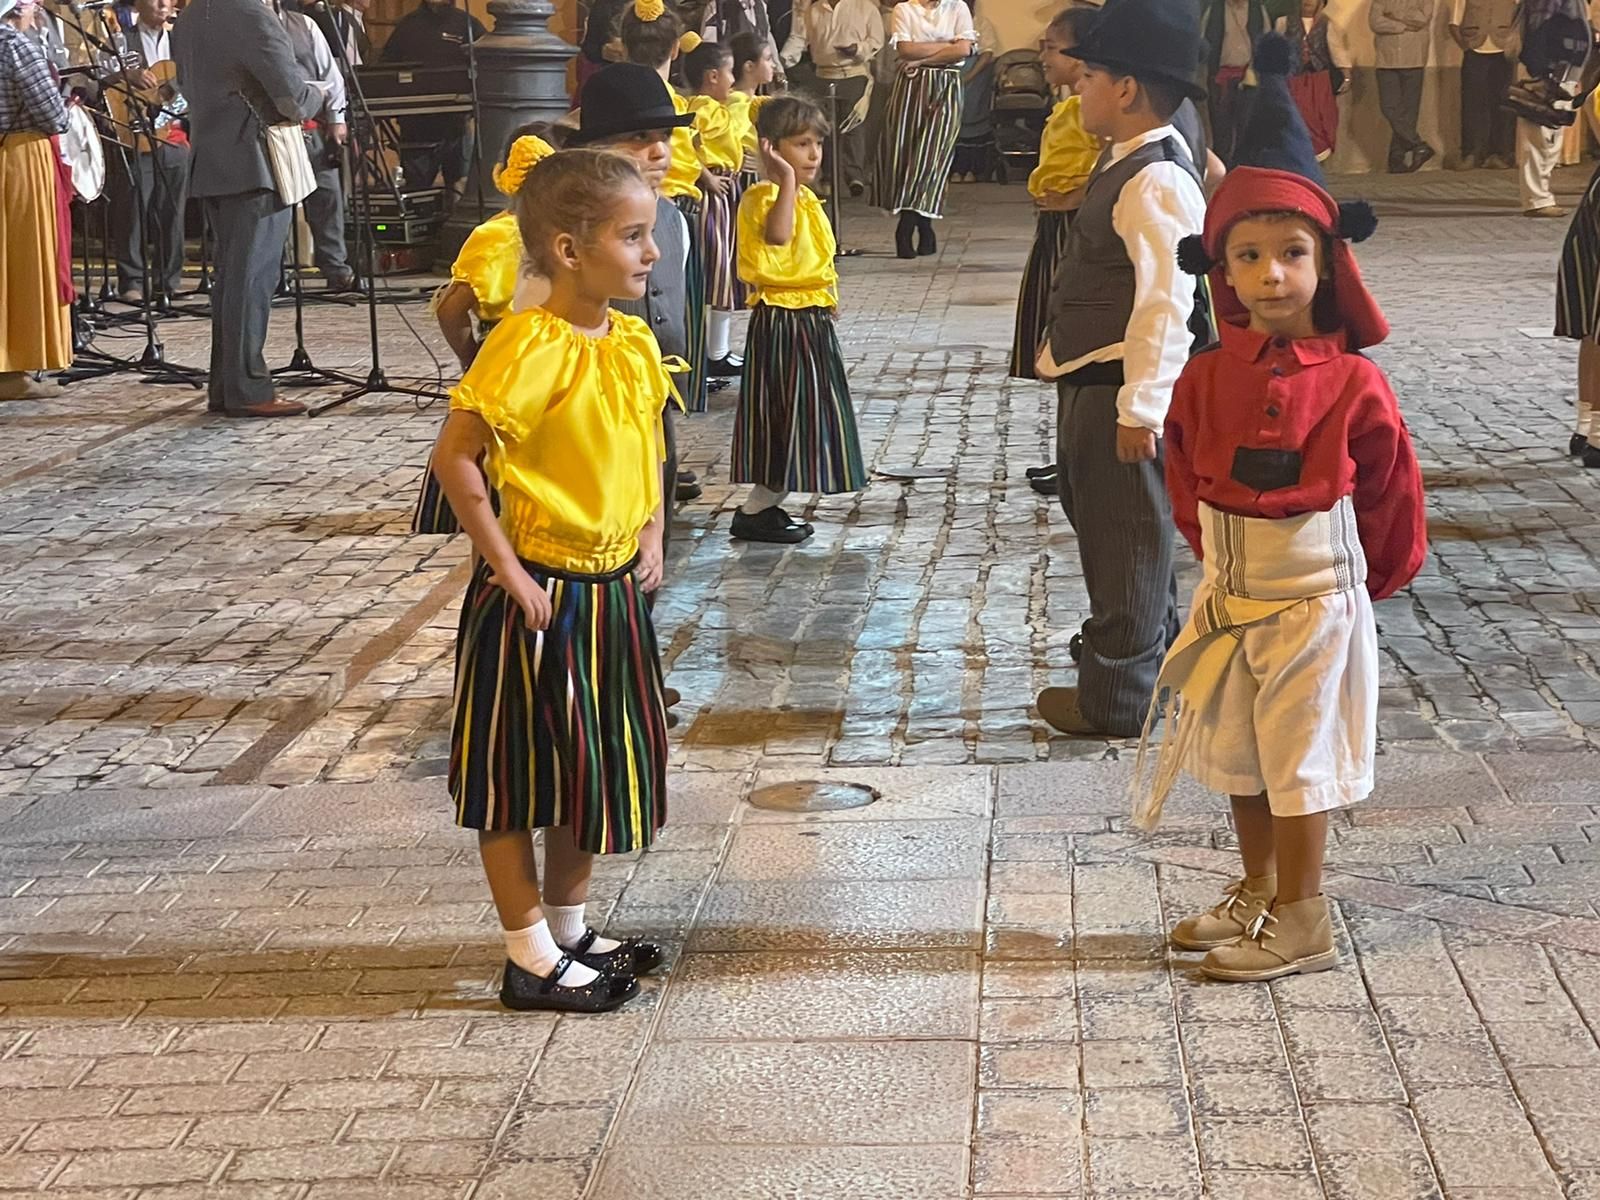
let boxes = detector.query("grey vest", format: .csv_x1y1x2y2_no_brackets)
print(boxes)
1458,0,1519,48
1047,135,1204,369
614,196,689,362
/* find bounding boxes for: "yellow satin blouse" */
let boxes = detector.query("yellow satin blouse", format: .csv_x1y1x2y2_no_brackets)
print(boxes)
663,90,704,202
737,182,838,310
450,307,669,574
449,211,524,322
726,90,759,162
686,94,740,171
1028,96,1102,201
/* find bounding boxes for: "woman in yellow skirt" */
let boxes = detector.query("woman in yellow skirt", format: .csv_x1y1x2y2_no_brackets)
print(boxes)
0,0,72,400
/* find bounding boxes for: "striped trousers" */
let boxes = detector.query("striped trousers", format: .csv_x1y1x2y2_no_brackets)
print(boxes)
1055,379,1179,737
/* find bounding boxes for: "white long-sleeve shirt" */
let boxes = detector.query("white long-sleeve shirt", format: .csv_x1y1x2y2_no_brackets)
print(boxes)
284,10,347,123
805,0,885,77
887,0,977,46
1052,125,1207,434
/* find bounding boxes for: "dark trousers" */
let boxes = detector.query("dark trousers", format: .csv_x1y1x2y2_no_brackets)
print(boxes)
1055,380,1179,736
817,74,871,186
1377,67,1428,168
302,127,350,278
1461,50,1516,162
1207,72,1248,164
110,142,189,296
398,118,473,192
203,189,292,412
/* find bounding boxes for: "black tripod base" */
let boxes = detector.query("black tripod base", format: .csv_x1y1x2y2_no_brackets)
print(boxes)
306,368,448,416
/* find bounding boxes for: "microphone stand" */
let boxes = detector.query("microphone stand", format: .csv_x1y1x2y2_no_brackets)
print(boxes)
463,7,484,225
827,81,862,259
303,0,447,415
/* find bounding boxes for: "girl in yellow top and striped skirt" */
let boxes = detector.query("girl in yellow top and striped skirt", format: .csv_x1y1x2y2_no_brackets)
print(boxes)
430,149,671,1014
731,96,867,545
415,125,559,534
684,39,746,379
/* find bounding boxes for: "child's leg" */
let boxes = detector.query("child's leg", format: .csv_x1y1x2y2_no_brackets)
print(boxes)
1169,793,1277,951
478,829,602,986
1271,809,1329,904
739,484,790,514
1579,339,1600,443
708,309,734,363
541,824,663,970
1232,793,1276,878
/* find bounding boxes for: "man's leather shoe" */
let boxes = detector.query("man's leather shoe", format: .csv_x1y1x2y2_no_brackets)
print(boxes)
228,397,307,418
1037,686,1119,737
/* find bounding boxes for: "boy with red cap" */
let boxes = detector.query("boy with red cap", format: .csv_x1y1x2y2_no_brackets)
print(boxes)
1133,33,1428,982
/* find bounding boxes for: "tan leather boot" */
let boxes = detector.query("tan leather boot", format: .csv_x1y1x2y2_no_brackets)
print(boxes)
1170,874,1276,951
1201,895,1337,982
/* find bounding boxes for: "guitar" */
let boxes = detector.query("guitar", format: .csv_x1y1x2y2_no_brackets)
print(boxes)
101,21,188,148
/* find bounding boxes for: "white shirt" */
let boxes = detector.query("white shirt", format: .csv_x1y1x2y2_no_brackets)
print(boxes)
1219,0,1254,68
1054,125,1207,433
887,0,977,46
1449,0,1502,53
136,20,171,68
805,0,885,76
339,5,366,67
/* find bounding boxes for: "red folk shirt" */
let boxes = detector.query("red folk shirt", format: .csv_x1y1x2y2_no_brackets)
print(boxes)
1164,321,1428,602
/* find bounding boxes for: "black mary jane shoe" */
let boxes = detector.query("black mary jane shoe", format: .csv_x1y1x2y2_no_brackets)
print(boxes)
1571,434,1590,458
499,956,639,1013
1583,444,1600,470
708,354,744,378
894,211,917,259
1024,463,1055,480
566,928,665,977
1069,631,1083,665
915,217,937,257
1028,469,1057,497
731,506,814,544
675,478,703,502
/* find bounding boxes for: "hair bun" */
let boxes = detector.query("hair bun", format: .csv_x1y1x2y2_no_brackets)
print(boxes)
493,135,557,196
634,0,665,21
679,30,702,52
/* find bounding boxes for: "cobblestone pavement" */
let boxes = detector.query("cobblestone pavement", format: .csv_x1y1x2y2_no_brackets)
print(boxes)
0,166,1597,1196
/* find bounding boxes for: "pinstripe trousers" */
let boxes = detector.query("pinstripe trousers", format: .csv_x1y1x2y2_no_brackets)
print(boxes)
1055,381,1180,737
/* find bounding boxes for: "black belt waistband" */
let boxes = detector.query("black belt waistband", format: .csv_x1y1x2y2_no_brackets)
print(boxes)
1060,361,1125,388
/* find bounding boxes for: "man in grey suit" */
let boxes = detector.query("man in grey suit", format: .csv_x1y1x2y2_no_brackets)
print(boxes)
172,0,321,417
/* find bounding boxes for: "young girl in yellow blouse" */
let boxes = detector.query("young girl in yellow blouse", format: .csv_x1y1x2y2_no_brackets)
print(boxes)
415,124,560,535
431,149,672,1013
684,39,745,379
623,0,714,414
727,33,774,309
1011,7,1101,492
731,96,867,544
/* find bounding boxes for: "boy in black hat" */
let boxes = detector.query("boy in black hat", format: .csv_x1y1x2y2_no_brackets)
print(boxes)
1034,0,1211,740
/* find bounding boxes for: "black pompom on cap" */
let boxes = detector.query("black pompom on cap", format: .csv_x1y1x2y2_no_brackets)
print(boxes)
1337,200,1378,242
1251,31,1293,78
1177,234,1213,275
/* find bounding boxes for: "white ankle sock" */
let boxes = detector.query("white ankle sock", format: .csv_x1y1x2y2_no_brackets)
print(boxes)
708,310,733,361
740,485,790,515
543,902,621,954
503,920,600,986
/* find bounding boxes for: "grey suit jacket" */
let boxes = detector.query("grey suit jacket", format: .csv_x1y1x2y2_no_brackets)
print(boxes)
172,0,321,198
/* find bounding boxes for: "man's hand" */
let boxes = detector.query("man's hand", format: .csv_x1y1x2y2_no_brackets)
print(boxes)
1116,425,1157,463
132,68,158,90
332,122,349,145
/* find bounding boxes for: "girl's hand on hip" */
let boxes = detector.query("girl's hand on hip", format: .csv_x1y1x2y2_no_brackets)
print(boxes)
491,562,553,630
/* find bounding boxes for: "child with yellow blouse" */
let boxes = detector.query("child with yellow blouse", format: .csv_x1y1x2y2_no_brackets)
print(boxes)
430,149,672,1014
1012,7,1102,492
684,39,746,379
623,0,715,414
731,96,867,544
415,126,562,536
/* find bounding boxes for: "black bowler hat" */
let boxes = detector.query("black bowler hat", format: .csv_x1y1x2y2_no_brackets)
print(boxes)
1067,0,1206,103
569,63,695,146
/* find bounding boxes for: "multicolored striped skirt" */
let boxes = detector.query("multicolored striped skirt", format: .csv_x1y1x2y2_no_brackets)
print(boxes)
734,169,759,310
449,554,668,851
411,449,498,535
871,66,963,219
702,168,740,313
732,303,867,494
1557,161,1600,342
673,194,710,412
1010,209,1070,380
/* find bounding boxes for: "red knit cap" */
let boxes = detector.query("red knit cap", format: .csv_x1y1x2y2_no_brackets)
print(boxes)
1187,165,1389,351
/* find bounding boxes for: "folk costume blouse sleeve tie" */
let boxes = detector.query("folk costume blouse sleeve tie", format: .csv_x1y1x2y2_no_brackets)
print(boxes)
1163,322,1428,602
1027,94,1102,200
450,308,671,575
736,181,839,309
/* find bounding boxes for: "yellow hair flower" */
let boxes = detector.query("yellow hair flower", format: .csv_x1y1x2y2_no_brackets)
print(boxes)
679,30,702,52
492,135,557,196
634,0,665,21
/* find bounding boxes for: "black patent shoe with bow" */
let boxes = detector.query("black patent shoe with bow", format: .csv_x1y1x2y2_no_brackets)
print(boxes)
498,956,639,1013
566,928,665,977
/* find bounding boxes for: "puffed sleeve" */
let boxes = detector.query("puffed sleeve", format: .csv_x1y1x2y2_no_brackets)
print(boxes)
1348,362,1428,602
449,215,523,319
736,182,776,286
1164,364,1204,560
449,312,562,445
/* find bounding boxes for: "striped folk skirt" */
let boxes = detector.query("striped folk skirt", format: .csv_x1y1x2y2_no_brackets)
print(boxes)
411,448,498,535
1009,209,1070,379
450,555,668,852
674,195,710,412
734,169,759,310
1556,160,1600,342
732,304,867,494
702,168,739,313
872,67,964,219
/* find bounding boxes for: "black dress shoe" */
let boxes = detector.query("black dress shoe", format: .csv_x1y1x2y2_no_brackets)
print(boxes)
708,354,744,377
1583,444,1600,470
1571,434,1589,458
1024,463,1056,480
675,478,703,502
1069,632,1083,664
731,506,813,544
677,470,698,484
499,957,639,1013
894,211,917,259
565,928,665,976
1029,472,1057,497
915,217,937,257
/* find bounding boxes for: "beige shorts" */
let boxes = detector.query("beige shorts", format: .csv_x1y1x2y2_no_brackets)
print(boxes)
1180,588,1377,817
